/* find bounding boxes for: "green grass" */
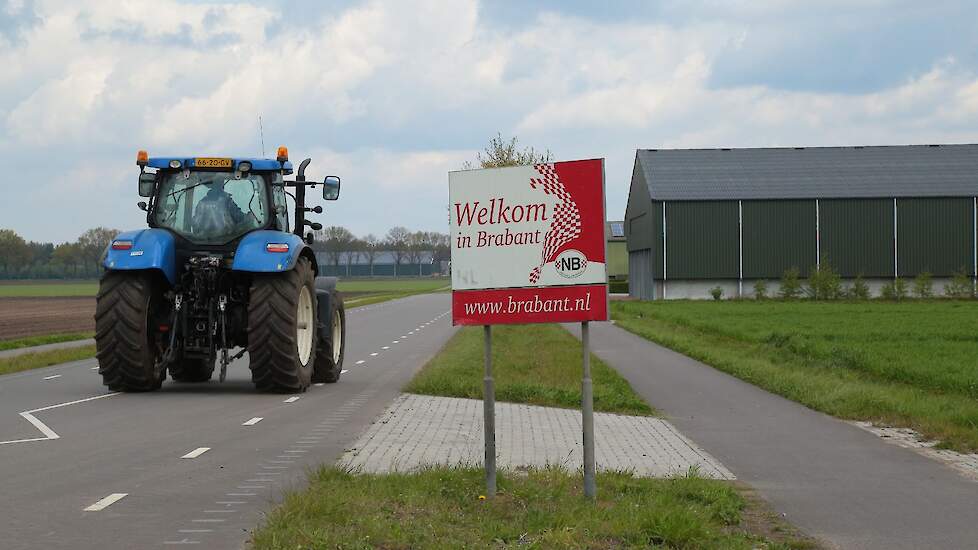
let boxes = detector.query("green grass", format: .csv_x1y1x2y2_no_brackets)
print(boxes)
0,346,96,376
0,333,93,351
252,466,813,549
336,277,449,293
406,324,654,416
613,300,978,452
0,282,98,297
0,278,448,298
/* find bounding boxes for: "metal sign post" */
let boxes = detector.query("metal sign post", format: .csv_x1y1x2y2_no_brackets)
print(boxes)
581,321,596,498
483,325,496,498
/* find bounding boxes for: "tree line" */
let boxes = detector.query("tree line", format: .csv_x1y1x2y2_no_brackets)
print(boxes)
0,226,449,280
0,227,120,280
310,226,450,270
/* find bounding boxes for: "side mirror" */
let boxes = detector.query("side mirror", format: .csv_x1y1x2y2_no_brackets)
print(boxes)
138,172,157,197
137,201,148,212
323,176,341,201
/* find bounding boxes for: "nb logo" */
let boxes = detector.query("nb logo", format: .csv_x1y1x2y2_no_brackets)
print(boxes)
554,249,587,278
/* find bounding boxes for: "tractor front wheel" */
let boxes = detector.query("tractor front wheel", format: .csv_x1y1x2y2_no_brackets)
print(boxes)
95,272,166,392
247,258,317,393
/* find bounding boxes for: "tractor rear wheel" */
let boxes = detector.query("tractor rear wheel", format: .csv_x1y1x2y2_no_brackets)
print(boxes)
312,292,345,383
247,258,317,393
95,272,165,392
169,357,215,383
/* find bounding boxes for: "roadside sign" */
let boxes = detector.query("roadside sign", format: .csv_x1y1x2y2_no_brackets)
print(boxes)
448,158,607,500
450,159,609,325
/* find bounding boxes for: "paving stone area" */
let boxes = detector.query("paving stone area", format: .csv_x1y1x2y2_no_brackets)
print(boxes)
852,421,978,481
341,393,734,479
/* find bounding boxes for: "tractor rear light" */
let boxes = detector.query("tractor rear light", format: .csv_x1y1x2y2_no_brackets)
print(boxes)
266,243,289,253
111,240,133,251
136,150,148,166
159,324,170,332
169,160,181,168
276,145,289,162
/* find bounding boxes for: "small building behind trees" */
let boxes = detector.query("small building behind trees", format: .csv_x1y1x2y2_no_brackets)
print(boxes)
625,144,978,300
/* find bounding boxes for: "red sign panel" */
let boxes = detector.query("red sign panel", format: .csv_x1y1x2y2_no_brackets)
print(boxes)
449,159,608,325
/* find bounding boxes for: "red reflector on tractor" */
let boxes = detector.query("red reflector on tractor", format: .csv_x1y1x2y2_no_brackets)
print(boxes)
266,243,289,253
112,240,133,250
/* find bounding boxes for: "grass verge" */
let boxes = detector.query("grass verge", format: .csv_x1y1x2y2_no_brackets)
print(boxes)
252,466,816,549
0,278,449,298
0,281,99,297
0,333,93,351
406,323,654,416
612,300,978,452
0,345,96,376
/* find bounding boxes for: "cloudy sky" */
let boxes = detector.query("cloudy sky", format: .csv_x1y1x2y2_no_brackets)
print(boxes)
2,0,977,243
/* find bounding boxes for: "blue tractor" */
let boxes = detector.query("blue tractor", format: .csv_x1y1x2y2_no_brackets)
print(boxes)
97,146,345,393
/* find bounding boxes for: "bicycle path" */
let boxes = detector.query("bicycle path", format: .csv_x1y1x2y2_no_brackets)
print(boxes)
565,322,978,550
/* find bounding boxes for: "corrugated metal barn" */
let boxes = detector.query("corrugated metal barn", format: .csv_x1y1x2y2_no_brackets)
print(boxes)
625,144,978,300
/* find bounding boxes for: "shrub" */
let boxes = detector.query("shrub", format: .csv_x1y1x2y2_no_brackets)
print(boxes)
850,275,871,300
880,278,908,300
753,279,768,300
912,272,933,298
807,263,842,300
709,286,723,301
609,280,629,294
778,267,802,299
943,268,975,298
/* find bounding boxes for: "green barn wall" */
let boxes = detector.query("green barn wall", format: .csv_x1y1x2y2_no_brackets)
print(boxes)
819,199,894,277
665,201,739,279
897,198,974,277
742,200,816,278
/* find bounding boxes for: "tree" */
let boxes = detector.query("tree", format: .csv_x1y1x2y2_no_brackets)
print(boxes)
0,229,32,278
463,133,553,169
430,232,450,262
362,234,380,275
321,226,355,268
77,227,120,274
51,242,82,278
385,226,411,267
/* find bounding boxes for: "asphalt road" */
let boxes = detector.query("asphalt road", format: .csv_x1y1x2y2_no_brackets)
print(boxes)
567,321,978,550
0,292,454,550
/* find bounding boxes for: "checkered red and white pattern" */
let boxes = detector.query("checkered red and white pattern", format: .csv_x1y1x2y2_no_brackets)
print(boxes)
528,163,582,283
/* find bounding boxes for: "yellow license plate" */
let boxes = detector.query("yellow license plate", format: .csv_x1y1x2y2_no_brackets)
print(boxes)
195,157,233,168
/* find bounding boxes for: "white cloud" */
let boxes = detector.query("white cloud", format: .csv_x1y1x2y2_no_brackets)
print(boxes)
2,0,978,242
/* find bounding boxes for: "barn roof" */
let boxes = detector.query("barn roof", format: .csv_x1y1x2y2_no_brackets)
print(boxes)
636,144,978,201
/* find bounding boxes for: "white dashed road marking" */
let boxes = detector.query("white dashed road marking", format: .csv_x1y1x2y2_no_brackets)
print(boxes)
181,447,210,459
242,417,263,426
355,360,365,365
84,493,128,511
370,352,378,357
283,396,300,403
42,375,61,380
341,370,349,374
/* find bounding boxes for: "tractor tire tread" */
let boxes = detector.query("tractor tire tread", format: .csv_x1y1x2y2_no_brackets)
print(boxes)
247,258,316,393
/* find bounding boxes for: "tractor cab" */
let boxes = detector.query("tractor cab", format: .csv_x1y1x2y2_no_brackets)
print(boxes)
136,148,340,248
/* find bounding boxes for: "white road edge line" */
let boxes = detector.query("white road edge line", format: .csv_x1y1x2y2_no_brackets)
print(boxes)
181,447,210,459
1,392,119,446
242,417,263,426
84,493,128,511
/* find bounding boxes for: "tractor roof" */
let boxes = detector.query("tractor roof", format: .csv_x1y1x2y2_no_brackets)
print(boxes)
146,157,294,173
